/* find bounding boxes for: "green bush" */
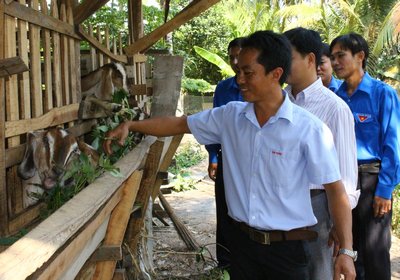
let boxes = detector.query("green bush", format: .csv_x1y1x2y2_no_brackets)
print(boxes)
182,78,215,96
392,187,400,237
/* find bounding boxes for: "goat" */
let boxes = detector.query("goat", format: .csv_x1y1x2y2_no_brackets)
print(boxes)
81,62,128,101
17,127,99,207
79,63,128,119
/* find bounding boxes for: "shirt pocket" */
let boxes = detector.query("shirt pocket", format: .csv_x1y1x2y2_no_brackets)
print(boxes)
264,146,301,187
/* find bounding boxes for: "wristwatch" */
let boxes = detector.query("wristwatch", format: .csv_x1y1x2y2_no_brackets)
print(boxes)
338,248,358,262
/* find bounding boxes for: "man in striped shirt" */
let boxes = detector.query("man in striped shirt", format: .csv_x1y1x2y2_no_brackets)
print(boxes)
284,27,359,280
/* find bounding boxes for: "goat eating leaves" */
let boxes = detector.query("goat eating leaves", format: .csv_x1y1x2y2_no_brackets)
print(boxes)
17,127,99,207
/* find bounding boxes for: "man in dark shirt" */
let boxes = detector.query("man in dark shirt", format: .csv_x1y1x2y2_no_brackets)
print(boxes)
205,37,244,269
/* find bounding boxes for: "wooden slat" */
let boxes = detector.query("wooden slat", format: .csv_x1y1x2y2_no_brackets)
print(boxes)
67,0,78,104
5,103,79,138
0,137,156,280
60,0,70,106
93,170,143,279
97,25,104,67
4,0,80,40
89,245,122,262
41,0,53,112
17,0,31,119
29,0,43,117
104,26,110,64
7,203,44,234
0,1,8,236
5,13,19,147
0,57,28,78
89,24,97,71
125,0,220,55
78,25,128,64
51,0,62,107
73,0,110,25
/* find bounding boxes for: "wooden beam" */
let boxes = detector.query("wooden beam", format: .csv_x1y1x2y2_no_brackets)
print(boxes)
0,1,8,236
73,0,110,25
5,103,79,138
4,1,80,40
77,25,128,64
89,245,122,262
124,0,221,55
158,191,200,251
151,134,183,199
125,140,164,252
93,170,143,280
0,57,28,78
0,137,156,280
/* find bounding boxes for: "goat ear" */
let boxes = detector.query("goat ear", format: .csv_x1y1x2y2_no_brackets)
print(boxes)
18,132,37,180
100,67,114,101
77,140,99,166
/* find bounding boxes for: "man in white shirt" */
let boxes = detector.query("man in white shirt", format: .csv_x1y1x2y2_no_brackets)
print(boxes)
104,30,356,280
284,27,359,280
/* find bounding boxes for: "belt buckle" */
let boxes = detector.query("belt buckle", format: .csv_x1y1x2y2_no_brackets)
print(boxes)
262,232,270,245
250,229,270,245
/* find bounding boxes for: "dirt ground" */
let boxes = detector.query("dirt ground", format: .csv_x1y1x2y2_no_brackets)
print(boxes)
151,135,400,279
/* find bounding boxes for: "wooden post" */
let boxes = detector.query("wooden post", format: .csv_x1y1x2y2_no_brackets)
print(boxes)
125,140,164,252
0,0,8,237
93,170,143,280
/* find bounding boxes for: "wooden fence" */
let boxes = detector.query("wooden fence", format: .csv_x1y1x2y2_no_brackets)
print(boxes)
0,0,148,238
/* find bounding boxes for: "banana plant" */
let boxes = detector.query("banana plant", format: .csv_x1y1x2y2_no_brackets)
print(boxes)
194,46,235,78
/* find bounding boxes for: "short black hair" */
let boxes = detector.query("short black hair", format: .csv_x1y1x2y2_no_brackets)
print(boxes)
321,42,330,57
283,27,322,69
228,37,245,51
330,33,369,70
241,30,292,85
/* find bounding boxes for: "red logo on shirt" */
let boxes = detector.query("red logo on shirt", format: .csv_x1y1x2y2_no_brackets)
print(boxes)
272,151,282,156
357,114,371,122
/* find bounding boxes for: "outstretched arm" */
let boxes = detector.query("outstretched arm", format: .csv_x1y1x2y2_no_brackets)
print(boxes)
103,116,190,155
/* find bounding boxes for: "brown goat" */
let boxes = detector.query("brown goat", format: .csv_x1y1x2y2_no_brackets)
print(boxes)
18,128,99,207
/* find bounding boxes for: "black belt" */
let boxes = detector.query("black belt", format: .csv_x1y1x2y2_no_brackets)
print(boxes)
358,162,380,174
229,218,318,245
310,189,325,197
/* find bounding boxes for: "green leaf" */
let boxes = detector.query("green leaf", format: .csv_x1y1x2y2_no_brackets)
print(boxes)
194,46,235,78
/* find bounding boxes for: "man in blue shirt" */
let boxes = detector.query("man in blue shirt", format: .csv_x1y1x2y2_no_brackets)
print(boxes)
330,33,400,280
104,30,356,280
205,37,244,269
318,43,342,92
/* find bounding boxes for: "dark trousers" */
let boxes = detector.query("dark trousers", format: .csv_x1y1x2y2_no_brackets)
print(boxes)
228,220,310,280
215,152,231,267
353,165,392,280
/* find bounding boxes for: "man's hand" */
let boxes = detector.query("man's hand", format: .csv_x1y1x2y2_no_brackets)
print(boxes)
208,163,218,181
334,254,356,280
373,196,391,218
103,122,130,155
328,226,340,257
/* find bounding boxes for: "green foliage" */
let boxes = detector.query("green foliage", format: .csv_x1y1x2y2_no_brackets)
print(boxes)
194,46,235,78
393,187,400,237
40,154,122,218
172,0,232,84
168,142,206,192
181,78,214,96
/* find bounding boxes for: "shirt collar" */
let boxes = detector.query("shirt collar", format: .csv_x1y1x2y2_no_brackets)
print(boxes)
356,72,374,95
241,91,294,126
337,72,374,96
285,78,324,103
230,76,240,90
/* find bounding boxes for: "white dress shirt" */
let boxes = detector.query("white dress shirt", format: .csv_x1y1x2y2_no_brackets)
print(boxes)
187,93,341,231
285,78,359,208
